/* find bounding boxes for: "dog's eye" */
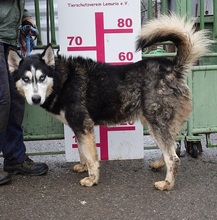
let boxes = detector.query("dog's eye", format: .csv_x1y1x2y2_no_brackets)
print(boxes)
39,75,46,82
22,76,30,83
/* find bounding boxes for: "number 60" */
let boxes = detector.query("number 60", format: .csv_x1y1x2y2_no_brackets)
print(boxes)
118,52,133,61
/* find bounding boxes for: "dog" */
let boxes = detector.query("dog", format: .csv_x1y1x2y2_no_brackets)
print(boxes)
7,14,211,190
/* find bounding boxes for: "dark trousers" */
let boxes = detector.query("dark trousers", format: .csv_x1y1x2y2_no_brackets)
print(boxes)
0,43,27,165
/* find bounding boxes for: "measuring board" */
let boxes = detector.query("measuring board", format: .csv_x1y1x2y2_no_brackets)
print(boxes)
57,0,144,162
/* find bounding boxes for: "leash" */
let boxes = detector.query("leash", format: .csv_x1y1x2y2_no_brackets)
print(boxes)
19,25,38,57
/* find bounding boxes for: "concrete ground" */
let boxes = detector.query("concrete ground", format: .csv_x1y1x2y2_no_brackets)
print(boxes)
1,136,217,220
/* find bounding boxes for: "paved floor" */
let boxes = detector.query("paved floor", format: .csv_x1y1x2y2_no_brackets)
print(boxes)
1,138,217,220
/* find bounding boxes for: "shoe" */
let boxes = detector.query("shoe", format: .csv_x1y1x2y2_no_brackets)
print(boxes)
4,157,48,176
0,171,11,185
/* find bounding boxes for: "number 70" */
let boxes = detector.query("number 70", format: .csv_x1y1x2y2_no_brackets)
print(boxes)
67,36,83,46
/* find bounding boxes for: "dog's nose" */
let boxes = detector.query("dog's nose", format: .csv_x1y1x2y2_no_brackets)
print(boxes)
32,95,41,104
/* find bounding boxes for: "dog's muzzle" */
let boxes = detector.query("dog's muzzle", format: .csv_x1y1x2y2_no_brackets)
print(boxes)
32,95,41,105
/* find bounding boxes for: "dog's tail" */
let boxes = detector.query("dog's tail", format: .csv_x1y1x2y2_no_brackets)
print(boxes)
136,13,212,75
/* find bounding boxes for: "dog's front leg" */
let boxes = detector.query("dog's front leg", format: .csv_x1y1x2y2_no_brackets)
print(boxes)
73,144,88,173
76,132,100,187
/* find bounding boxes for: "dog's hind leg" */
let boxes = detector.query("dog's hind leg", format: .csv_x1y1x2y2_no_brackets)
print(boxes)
149,155,165,169
149,142,181,169
148,125,180,191
140,117,166,169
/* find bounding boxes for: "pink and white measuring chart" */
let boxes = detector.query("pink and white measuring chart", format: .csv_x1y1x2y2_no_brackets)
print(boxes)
58,0,144,162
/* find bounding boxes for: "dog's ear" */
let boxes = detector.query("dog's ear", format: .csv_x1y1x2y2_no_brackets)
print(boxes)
41,44,55,66
7,49,22,73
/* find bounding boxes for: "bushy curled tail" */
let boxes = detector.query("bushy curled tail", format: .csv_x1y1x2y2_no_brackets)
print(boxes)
136,13,212,75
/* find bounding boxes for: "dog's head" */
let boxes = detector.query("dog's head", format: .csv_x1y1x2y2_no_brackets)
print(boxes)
7,44,55,105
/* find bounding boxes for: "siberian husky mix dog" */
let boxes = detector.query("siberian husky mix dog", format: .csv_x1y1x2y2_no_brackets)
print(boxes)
7,14,211,190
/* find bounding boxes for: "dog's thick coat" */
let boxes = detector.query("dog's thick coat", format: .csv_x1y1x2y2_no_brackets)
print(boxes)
7,14,211,190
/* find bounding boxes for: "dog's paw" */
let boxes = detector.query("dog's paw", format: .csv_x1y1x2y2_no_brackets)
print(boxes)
73,164,87,173
149,159,165,169
154,180,173,191
80,176,98,187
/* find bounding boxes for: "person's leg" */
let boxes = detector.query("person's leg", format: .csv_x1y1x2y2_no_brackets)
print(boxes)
0,43,11,184
0,44,10,148
2,66,27,165
0,43,26,165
